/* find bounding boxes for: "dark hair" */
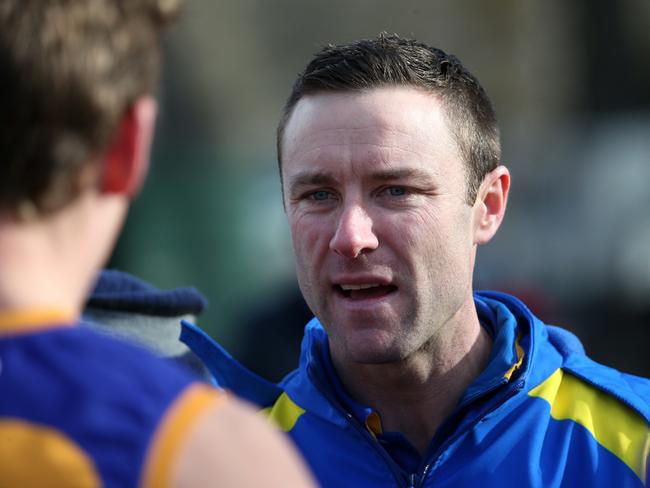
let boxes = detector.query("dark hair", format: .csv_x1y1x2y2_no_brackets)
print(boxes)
0,0,180,214
277,34,500,203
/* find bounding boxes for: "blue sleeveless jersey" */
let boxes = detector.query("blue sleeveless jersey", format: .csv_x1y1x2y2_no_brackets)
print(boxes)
0,315,220,488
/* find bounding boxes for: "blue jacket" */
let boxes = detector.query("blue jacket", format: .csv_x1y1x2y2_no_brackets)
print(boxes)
182,291,650,487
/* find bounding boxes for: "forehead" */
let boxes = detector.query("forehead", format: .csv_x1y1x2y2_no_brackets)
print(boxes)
281,86,463,180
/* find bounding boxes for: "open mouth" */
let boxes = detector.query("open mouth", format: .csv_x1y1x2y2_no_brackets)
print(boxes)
335,283,397,300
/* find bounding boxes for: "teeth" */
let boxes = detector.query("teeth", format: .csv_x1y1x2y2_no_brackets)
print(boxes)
340,283,381,291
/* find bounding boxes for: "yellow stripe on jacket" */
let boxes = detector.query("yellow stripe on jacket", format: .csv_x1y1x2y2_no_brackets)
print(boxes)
529,368,650,484
263,392,306,432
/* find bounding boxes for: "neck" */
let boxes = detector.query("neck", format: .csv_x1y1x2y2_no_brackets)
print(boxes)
332,299,492,455
0,192,125,317
0,220,85,316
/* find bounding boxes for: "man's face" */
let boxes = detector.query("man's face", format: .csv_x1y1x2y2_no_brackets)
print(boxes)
282,86,483,366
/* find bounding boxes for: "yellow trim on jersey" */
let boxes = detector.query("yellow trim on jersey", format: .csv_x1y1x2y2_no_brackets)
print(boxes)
365,411,383,436
0,308,75,335
503,334,525,380
529,368,650,483
141,383,223,488
0,419,100,487
263,392,305,432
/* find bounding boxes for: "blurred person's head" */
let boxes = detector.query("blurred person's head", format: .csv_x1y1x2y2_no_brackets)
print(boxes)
277,33,500,204
0,0,180,311
0,0,180,216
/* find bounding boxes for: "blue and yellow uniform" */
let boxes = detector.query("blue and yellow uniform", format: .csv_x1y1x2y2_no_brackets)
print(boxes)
183,291,650,487
0,310,221,488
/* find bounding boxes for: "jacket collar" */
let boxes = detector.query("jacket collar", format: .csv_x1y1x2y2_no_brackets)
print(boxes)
283,291,573,425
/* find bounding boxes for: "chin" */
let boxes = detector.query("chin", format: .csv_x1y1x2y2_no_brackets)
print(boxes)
348,348,406,365
337,333,407,365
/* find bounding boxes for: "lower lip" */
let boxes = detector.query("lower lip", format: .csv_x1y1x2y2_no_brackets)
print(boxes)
334,288,398,309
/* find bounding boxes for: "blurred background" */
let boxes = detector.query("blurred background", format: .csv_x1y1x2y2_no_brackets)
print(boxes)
109,0,650,381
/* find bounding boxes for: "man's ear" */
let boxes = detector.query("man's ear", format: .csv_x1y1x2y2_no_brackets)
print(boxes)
473,165,510,245
100,96,157,196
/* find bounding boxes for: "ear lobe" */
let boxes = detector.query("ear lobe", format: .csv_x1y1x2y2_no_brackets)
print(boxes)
101,96,157,196
473,165,510,245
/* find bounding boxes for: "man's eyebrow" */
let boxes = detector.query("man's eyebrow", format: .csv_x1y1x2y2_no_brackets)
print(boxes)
288,171,337,194
369,168,436,183
287,168,436,195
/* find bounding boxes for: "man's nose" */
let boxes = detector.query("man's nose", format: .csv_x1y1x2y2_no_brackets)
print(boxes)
329,204,379,258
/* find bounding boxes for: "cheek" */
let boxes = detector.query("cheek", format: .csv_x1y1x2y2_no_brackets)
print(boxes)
290,213,330,268
385,208,443,254
289,214,333,314
390,206,473,270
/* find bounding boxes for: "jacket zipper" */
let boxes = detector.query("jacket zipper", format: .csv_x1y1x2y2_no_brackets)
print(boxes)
414,379,526,487
308,363,412,487
407,473,418,487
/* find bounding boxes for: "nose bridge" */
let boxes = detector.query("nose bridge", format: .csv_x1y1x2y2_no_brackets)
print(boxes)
329,196,378,258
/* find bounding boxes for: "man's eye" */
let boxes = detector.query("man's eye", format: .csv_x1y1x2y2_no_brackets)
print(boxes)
310,190,332,201
386,187,407,197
